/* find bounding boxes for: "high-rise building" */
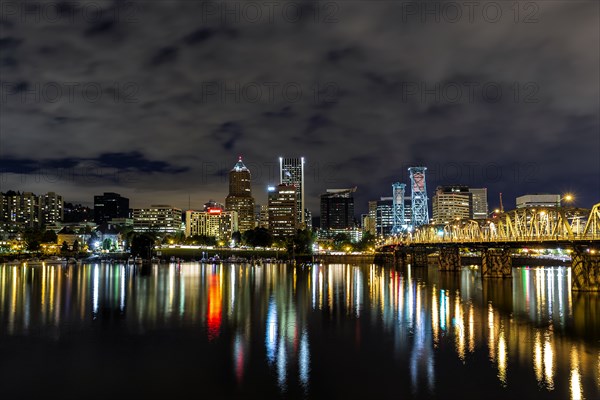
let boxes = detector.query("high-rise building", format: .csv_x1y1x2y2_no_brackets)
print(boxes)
516,194,561,209
258,205,269,229
432,186,472,224
94,192,129,225
0,191,63,228
469,188,488,219
368,197,394,236
225,157,255,233
132,205,182,233
40,192,63,225
268,184,297,237
279,157,305,229
304,209,312,231
320,188,356,230
185,209,238,239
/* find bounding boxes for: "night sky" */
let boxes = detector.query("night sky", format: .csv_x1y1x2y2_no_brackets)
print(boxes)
1,1,598,215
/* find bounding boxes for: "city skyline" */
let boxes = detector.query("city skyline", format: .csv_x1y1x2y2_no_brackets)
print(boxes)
0,161,592,218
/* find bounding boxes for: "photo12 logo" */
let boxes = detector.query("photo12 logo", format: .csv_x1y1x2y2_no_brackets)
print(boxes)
0,81,140,104
400,1,540,24
0,1,141,24
197,81,339,105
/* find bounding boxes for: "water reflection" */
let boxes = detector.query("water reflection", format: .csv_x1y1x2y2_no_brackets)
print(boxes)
0,263,598,399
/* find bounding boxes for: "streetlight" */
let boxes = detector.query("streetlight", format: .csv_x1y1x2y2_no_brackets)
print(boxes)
558,193,574,208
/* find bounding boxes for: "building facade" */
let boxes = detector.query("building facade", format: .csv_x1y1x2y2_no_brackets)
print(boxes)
225,157,255,233
320,188,356,230
268,184,297,237
516,194,561,209
185,209,238,239
279,157,305,229
132,205,182,233
94,192,129,225
431,186,472,224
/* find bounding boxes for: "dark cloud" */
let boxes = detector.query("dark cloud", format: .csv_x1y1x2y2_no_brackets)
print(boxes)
149,46,179,66
183,28,215,45
0,1,597,212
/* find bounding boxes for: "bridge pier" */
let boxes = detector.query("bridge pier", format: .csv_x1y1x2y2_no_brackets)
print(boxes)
438,247,461,272
411,248,428,267
394,250,408,267
482,248,512,278
571,250,600,291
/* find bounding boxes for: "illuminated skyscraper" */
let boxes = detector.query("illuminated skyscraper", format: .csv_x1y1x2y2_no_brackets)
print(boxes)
225,157,255,232
279,157,305,229
268,184,297,237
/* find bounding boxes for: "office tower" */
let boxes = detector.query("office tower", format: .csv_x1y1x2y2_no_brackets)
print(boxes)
369,197,394,236
304,209,312,231
469,188,488,219
185,209,238,239
320,188,356,230
132,205,182,233
431,186,472,224
268,184,297,237
258,205,269,229
94,192,129,225
225,157,255,232
279,157,305,229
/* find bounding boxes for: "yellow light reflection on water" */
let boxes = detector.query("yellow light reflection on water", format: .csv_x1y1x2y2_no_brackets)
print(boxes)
431,286,439,347
468,304,475,354
454,293,465,362
544,331,555,391
570,345,583,400
498,327,507,386
488,303,495,362
534,331,543,383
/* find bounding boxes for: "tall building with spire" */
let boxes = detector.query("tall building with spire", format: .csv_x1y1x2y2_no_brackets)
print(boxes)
225,156,255,232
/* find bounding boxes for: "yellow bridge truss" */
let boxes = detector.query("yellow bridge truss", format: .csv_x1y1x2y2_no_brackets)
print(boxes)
397,203,600,244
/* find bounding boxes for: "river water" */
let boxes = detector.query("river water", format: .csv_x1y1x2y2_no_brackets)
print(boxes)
0,262,598,399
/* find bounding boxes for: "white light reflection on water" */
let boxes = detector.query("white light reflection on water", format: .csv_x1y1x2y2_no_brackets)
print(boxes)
277,338,287,391
92,264,99,318
299,328,310,389
266,297,277,364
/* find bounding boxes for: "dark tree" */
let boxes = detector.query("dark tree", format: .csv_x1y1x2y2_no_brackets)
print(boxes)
231,231,242,245
72,240,80,253
41,230,57,243
131,233,155,259
61,241,69,253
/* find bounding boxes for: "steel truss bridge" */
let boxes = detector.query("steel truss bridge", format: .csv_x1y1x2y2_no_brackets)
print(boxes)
378,203,600,291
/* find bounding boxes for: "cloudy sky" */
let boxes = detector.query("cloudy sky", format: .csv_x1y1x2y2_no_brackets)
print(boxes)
1,0,598,215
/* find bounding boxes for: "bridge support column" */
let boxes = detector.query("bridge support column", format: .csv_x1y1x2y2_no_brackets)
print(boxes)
571,251,600,291
411,248,428,267
394,250,408,267
439,247,461,272
482,248,512,278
